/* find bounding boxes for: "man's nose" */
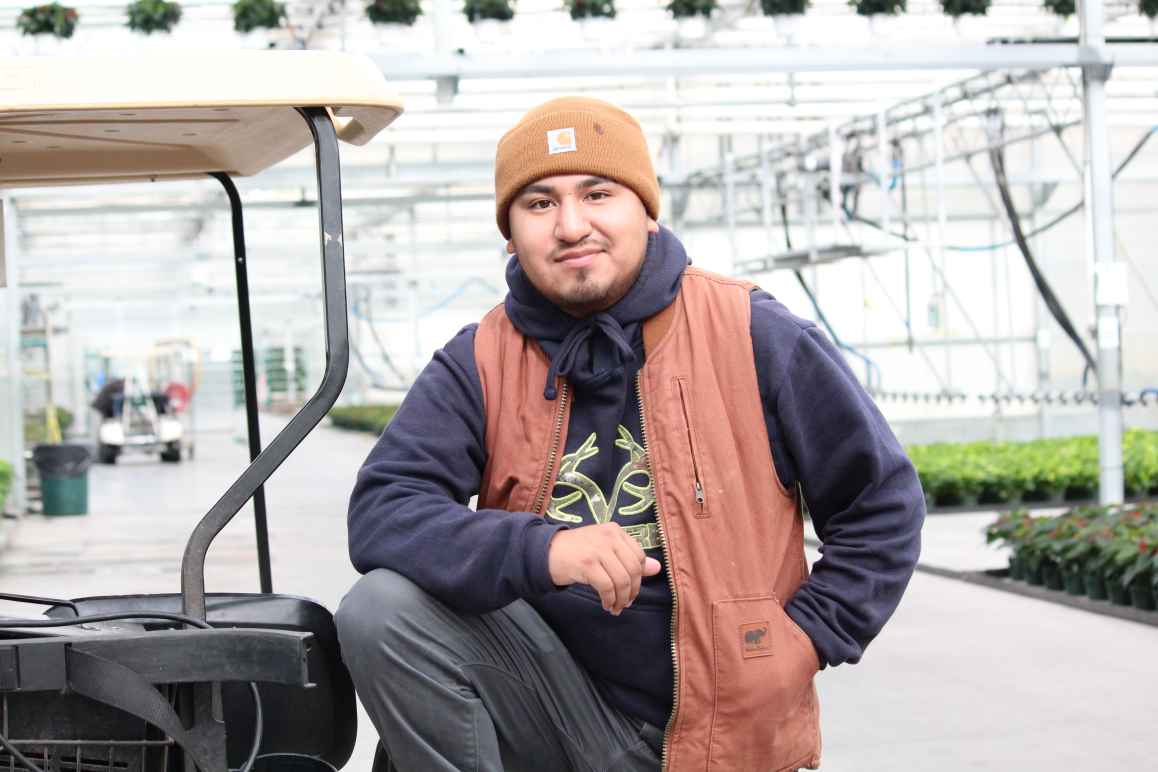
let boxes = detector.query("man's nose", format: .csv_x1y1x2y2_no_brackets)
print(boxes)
554,197,591,243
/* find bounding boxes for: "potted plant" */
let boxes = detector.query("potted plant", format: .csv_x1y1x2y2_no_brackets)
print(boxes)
16,3,78,38
126,0,182,34
760,0,808,12
1120,529,1158,610
1042,0,1074,17
566,0,615,20
464,0,514,21
985,509,1032,579
760,0,808,44
667,0,716,18
851,0,905,16
231,0,285,33
366,0,422,25
940,0,988,16
0,460,12,513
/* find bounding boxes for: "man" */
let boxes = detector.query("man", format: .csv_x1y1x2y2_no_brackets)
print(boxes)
337,97,924,771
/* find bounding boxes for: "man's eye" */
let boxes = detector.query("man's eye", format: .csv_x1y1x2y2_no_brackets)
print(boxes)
587,190,610,201
528,199,553,210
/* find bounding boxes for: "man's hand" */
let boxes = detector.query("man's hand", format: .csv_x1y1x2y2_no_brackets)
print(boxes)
547,524,663,615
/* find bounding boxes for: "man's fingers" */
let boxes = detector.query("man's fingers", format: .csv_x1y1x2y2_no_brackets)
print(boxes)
600,553,634,614
642,557,662,576
586,568,617,612
610,538,644,608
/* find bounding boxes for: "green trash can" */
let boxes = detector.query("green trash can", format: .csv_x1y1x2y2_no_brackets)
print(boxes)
32,443,92,516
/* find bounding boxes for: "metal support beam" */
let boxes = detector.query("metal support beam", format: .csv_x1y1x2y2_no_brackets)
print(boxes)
370,44,1158,80
182,107,350,622
211,173,272,595
1080,0,1125,505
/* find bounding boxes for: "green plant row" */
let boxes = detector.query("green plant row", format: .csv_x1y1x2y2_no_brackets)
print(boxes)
19,0,1151,39
986,504,1158,611
0,460,12,512
328,404,401,435
23,408,74,446
907,429,1158,508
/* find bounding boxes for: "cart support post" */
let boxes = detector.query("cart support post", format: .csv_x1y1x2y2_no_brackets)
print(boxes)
211,172,274,595
182,108,349,621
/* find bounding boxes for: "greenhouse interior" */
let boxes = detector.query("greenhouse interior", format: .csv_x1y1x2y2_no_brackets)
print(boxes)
0,1,1156,770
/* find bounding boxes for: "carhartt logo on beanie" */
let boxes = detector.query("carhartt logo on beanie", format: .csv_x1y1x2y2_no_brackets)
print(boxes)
494,96,661,239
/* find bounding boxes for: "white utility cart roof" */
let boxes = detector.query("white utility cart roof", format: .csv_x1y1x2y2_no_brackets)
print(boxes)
0,51,403,187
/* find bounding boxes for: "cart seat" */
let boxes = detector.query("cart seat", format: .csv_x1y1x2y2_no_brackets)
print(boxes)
46,593,356,769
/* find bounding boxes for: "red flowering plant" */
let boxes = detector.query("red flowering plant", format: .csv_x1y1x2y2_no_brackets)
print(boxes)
1118,518,1158,592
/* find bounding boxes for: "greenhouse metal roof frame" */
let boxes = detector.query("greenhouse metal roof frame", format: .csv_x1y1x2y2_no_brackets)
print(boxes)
691,24,1128,504
371,40,1158,80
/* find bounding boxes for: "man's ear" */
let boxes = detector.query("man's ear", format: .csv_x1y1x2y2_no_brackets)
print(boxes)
506,241,516,254
647,218,660,234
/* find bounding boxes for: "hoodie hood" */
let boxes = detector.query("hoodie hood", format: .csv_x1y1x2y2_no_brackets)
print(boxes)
504,225,688,399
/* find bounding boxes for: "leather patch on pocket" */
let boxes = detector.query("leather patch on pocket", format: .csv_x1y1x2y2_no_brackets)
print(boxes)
739,621,773,658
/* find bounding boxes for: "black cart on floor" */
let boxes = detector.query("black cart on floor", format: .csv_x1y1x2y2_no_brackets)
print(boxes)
0,52,402,771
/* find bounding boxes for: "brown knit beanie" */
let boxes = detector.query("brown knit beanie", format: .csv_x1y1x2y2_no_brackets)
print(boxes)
494,96,661,239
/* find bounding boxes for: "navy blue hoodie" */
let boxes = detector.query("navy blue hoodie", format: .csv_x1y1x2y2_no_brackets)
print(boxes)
347,227,924,729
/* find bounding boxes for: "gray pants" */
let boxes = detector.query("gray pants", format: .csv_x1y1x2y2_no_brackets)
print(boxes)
336,569,662,772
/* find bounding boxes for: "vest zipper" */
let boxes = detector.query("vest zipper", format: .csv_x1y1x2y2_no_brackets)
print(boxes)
675,379,707,514
637,372,679,771
531,380,570,515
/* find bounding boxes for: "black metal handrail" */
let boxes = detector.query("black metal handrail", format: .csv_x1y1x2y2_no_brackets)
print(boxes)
181,107,349,621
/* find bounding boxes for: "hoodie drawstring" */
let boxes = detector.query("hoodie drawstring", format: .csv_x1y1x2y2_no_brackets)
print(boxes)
543,313,636,400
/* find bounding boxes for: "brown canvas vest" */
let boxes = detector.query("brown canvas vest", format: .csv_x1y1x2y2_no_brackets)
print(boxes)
475,267,822,772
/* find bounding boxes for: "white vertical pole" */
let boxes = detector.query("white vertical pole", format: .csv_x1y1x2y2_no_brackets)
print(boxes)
932,95,952,389
829,123,842,237
759,135,774,244
1080,0,1125,505
1,198,26,515
877,106,891,251
721,135,737,276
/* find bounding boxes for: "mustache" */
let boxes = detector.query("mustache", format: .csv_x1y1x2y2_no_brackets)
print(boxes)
553,239,608,258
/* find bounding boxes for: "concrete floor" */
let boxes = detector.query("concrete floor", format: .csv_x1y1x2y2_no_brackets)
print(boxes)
1,416,1155,771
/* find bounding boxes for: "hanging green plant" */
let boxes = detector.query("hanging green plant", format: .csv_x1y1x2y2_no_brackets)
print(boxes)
366,0,422,25
940,0,988,16
464,0,514,22
760,0,808,15
667,0,716,19
231,0,285,33
1139,0,1158,17
851,0,905,15
126,0,182,34
566,0,615,20
1041,0,1074,16
16,3,79,37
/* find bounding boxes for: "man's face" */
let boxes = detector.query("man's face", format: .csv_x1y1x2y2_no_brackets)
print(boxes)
507,174,659,318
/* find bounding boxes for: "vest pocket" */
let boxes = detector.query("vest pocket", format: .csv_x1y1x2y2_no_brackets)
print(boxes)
708,595,820,771
673,377,709,518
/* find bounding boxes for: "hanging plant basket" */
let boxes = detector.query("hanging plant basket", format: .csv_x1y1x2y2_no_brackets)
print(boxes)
232,0,285,33
851,0,905,16
366,0,422,25
126,0,182,34
1140,0,1158,18
940,0,989,16
16,3,78,38
464,0,514,22
566,0,615,20
760,0,808,15
1041,0,1074,16
667,0,716,19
